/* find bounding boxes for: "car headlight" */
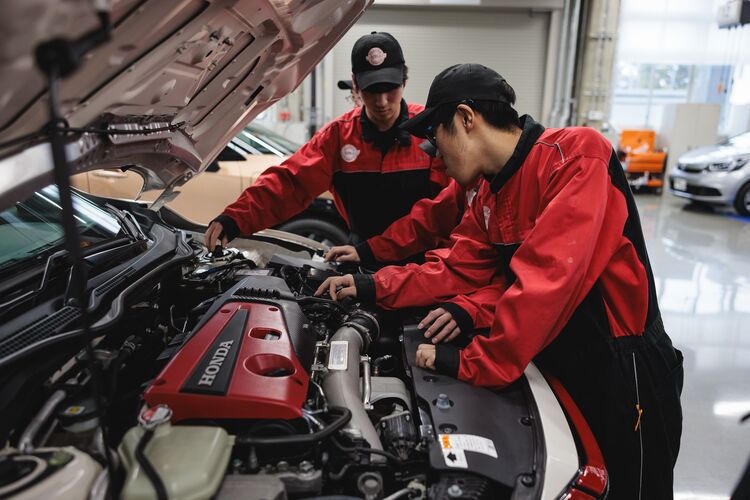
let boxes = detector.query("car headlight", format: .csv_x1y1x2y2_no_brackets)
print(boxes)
707,157,749,172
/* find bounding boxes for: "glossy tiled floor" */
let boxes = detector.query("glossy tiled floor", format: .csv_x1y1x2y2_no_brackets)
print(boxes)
635,194,750,499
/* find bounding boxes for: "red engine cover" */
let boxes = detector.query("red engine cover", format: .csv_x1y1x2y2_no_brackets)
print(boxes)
144,301,309,421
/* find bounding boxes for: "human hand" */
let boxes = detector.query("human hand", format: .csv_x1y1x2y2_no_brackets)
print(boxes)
204,221,228,249
415,344,436,370
418,307,461,344
314,274,357,301
324,245,360,263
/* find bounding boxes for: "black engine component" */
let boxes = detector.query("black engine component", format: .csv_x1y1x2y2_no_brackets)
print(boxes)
378,405,417,461
430,474,507,500
402,325,542,494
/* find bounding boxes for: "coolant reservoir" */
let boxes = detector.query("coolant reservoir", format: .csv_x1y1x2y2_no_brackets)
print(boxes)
0,447,101,500
118,420,233,500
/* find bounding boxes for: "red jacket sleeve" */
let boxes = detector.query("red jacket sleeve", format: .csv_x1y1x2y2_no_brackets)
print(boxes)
441,276,507,332
219,123,339,236
455,155,629,387
361,180,466,263
366,187,499,309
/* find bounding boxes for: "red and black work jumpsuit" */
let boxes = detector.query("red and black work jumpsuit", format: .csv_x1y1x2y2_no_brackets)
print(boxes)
215,101,498,328
215,101,452,255
355,115,684,500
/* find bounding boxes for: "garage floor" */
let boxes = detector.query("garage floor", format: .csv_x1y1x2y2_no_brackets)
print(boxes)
635,194,750,499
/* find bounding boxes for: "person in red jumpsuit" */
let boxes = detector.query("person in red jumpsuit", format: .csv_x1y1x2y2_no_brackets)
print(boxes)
204,32,458,263
204,33,498,342
316,63,684,500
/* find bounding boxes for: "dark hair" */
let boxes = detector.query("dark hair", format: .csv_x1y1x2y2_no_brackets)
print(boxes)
435,79,520,133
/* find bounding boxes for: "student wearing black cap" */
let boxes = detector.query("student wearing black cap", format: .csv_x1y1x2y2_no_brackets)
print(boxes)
205,33,462,270
316,63,684,499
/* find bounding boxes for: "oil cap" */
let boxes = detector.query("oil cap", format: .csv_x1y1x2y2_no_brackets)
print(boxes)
56,396,99,433
138,404,173,430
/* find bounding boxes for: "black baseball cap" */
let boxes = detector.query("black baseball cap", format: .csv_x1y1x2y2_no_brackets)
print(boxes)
337,79,354,90
351,32,405,91
401,63,511,138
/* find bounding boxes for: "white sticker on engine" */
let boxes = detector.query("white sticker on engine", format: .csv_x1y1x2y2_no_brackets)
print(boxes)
439,434,498,459
442,448,468,468
327,341,349,370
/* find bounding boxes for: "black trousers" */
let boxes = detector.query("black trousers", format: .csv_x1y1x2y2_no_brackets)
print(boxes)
537,316,684,500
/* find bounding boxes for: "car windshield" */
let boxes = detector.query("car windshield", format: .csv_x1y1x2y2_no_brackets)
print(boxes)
0,186,121,272
723,131,750,149
231,123,301,157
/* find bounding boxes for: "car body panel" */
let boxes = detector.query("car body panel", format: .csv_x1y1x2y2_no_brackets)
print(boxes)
71,155,276,224
72,151,336,225
0,0,372,212
668,132,750,208
669,168,750,205
70,122,338,225
524,364,580,499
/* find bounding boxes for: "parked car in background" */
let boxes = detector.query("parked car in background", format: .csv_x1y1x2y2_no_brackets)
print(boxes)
668,131,750,215
72,123,349,246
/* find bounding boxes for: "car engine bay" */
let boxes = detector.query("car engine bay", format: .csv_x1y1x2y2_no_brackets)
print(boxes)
0,199,550,500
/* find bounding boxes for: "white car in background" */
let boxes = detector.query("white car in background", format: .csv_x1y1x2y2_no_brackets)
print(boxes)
669,131,750,216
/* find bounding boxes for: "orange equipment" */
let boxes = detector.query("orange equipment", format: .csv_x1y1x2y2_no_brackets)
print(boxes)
617,130,668,192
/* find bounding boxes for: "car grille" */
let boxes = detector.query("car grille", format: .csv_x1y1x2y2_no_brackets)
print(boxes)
669,178,722,196
677,163,706,173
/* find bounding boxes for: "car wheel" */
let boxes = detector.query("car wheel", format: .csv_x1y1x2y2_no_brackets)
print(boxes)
276,218,349,247
734,183,750,216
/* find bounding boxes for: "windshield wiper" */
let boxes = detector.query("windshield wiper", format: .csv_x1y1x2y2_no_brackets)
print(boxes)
0,249,68,313
104,204,147,241
0,232,143,314
123,209,148,240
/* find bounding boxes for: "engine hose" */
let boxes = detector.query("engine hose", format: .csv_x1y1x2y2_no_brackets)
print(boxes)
330,436,405,464
383,488,414,500
296,296,349,313
235,406,351,446
135,429,168,500
108,337,137,401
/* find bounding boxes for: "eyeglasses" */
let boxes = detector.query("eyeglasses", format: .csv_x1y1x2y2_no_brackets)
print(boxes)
424,99,474,149
425,124,438,149
345,93,363,107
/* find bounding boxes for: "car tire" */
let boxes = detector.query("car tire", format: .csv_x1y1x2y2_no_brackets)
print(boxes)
734,182,750,216
276,218,349,247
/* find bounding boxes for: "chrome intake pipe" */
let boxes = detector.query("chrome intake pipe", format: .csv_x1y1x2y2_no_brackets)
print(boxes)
322,310,383,462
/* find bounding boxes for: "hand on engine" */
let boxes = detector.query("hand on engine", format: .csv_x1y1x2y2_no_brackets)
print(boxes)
324,245,360,263
415,344,436,370
418,307,461,344
315,274,357,301
204,221,228,249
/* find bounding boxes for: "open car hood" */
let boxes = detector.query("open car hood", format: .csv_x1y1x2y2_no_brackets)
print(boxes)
0,0,370,211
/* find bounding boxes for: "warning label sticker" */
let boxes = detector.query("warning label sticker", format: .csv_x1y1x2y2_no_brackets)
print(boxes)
439,434,498,459
327,341,349,371
442,448,468,468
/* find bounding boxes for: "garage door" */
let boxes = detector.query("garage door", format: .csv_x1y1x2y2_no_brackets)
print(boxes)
329,7,550,120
